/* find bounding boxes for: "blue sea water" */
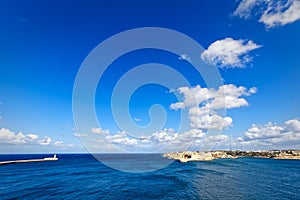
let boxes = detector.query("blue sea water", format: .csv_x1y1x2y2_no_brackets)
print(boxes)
0,154,299,200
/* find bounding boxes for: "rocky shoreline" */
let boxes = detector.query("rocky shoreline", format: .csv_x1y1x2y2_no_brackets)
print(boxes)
163,150,300,162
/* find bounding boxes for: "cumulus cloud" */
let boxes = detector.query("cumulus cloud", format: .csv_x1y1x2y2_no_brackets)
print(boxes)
91,127,109,135
285,119,300,132
238,119,300,147
202,134,230,145
106,131,138,146
201,38,262,68
0,128,52,145
143,128,177,144
189,114,233,130
170,102,185,110
170,84,256,130
0,128,75,150
233,0,300,28
184,118,300,150
186,134,230,151
242,122,285,142
87,127,206,152
138,128,205,146
85,118,300,151
180,129,206,141
208,84,257,109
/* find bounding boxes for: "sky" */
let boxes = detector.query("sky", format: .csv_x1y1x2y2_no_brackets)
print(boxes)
0,0,300,153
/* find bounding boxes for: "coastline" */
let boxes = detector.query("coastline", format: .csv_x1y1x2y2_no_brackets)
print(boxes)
163,150,300,162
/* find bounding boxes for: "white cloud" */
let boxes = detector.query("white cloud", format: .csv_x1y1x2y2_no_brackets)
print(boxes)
189,114,233,130
248,87,258,94
171,84,256,130
178,54,191,62
144,128,178,144
106,131,138,146
260,0,300,28
144,128,205,148
233,0,258,19
234,0,300,28
201,38,262,68
203,134,230,143
189,118,300,150
54,141,64,146
38,136,52,146
243,122,284,141
181,129,206,140
0,128,76,150
87,127,206,152
54,141,74,148
134,117,142,122
170,85,210,108
170,102,185,110
239,119,300,147
159,128,206,149
84,116,299,151
208,85,257,109
91,127,109,135
0,128,52,145
285,119,300,132
140,128,202,145
73,132,87,137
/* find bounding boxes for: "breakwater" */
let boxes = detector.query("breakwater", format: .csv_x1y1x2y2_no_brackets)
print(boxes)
0,155,58,165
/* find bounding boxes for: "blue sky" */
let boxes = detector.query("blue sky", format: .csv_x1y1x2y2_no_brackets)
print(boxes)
0,0,300,153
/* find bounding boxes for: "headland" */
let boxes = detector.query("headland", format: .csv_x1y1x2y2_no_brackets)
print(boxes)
163,150,300,162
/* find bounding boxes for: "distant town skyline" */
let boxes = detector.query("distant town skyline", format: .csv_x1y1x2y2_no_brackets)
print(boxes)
0,0,300,153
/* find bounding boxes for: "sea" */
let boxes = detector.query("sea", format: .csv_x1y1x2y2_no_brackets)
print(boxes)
0,154,299,200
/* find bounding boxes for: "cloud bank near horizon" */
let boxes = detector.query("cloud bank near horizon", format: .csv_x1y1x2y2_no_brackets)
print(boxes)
84,118,300,152
0,128,74,150
76,84,262,152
